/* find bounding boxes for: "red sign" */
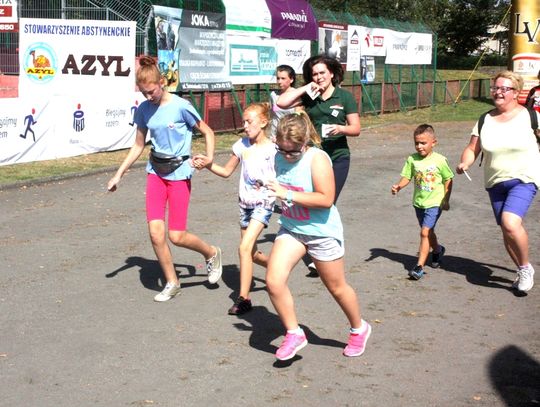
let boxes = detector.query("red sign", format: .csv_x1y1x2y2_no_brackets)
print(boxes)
0,22,18,32
0,6,13,17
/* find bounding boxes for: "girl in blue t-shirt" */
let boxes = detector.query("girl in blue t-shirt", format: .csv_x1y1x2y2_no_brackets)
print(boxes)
265,112,371,361
107,56,222,302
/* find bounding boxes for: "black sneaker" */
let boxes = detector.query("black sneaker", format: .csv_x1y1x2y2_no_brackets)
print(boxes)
408,265,425,280
228,296,253,315
431,246,445,268
305,262,319,277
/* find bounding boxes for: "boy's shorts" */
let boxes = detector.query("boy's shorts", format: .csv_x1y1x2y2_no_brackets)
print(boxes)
414,206,442,229
487,179,537,225
276,227,344,262
239,206,273,228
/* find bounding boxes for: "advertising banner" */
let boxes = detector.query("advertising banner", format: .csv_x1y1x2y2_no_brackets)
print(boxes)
176,9,231,91
347,25,362,71
318,21,348,65
360,56,375,83
18,18,136,98
222,0,271,37
265,0,317,40
385,31,432,65
0,94,139,166
275,39,311,73
0,0,18,32
153,5,182,92
226,34,278,85
359,27,388,57
509,0,540,103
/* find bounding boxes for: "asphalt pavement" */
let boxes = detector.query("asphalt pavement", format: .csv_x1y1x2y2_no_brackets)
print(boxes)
1,121,539,407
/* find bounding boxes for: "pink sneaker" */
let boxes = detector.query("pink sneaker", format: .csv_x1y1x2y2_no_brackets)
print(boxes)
275,331,308,361
343,322,372,357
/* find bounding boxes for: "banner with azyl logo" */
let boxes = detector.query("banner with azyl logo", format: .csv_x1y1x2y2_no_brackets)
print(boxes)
18,18,136,98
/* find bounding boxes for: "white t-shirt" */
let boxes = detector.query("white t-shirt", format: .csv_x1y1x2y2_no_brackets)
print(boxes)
232,137,277,209
270,91,295,139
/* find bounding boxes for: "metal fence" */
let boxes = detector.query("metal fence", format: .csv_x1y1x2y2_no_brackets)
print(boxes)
188,77,491,133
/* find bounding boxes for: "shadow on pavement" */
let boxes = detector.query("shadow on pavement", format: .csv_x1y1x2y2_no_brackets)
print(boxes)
221,264,267,301
488,345,540,406
231,307,347,362
105,256,205,292
365,248,516,290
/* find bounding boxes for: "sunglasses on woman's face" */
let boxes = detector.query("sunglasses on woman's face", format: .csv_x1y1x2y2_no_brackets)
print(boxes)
275,145,304,157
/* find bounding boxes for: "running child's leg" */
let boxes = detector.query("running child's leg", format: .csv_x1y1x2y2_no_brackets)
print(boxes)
417,226,432,267
266,235,306,330
316,256,371,357
414,206,442,268
428,229,440,253
253,249,268,267
148,220,177,284
165,179,217,261
315,257,361,328
238,219,266,299
146,174,177,285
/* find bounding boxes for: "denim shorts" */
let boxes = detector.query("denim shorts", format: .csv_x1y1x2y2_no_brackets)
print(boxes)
276,227,344,261
239,206,273,228
414,206,442,229
487,179,537,225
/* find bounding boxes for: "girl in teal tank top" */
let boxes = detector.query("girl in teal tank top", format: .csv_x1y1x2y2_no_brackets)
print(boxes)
265,112,371,361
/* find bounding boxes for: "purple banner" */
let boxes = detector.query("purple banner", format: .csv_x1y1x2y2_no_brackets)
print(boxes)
265,0,317,40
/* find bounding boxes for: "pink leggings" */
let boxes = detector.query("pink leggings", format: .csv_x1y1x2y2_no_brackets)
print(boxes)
146,173,191,231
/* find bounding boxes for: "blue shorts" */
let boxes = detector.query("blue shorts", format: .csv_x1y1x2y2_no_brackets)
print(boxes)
487,179,537,225
414,206,442,229
239,206,273,229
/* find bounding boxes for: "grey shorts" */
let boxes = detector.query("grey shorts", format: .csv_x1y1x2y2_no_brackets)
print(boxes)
276,227,344,262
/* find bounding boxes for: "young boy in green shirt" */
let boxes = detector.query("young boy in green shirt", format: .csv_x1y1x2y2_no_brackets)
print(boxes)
391,124,454,280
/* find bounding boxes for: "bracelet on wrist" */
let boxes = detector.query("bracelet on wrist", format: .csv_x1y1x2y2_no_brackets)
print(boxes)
286,189,293,204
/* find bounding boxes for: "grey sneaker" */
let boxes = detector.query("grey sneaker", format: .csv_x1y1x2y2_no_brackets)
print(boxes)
408,265,425,280
206,246,222,284
154,282,181,302
515,265,535,292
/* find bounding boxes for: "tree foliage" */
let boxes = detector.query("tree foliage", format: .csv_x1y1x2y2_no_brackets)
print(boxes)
308,0,511,57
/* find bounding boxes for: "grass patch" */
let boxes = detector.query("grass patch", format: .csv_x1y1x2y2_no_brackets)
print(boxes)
0,99,493,188
361,98,493,128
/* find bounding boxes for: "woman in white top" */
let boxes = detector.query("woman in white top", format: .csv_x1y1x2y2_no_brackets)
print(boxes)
457,71,540,293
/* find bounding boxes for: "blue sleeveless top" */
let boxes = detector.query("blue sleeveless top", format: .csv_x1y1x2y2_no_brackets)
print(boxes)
275,147,343,242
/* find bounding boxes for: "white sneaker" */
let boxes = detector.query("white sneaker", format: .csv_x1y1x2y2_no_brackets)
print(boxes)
515,265,535,292
206,246,222,284
154,282,181,302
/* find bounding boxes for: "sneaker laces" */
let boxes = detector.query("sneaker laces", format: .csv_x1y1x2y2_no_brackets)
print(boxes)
518,267,532,279
206,255,216,274
162,282,178,293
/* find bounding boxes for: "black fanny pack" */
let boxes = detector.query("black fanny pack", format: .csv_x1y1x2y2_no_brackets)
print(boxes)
149,149,190,175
